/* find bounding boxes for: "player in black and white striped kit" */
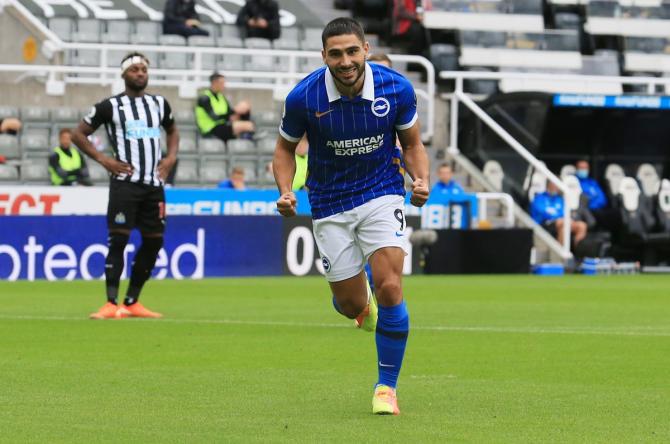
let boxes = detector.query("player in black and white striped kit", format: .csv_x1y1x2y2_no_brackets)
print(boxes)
72,52,179,320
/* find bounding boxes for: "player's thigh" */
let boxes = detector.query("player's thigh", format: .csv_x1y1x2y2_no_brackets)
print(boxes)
312,212,365,283
107,181,141,230
136,185,166,235
356,194,408,260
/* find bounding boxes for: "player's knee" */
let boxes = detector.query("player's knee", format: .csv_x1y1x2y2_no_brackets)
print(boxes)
140,235,163,258
107,232,130,254
375,278,402,305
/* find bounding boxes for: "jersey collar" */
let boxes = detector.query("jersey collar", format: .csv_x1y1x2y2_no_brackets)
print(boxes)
325,62,375,103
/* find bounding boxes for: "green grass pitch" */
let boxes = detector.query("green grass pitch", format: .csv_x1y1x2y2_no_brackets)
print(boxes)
1,275,669,443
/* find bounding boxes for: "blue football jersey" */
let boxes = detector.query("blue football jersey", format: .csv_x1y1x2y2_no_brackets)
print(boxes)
279,62,418,219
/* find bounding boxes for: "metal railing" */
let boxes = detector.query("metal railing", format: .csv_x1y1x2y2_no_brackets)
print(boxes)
477,192,515,228
1,0,436,140
441,71,577,259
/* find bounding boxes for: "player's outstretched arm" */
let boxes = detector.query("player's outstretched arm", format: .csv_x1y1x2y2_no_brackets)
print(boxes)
398,122,430,207
72,121,133,176
273,135,299,217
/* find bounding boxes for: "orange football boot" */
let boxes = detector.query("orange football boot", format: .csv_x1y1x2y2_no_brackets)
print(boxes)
89,302,119,320
116,302,163,319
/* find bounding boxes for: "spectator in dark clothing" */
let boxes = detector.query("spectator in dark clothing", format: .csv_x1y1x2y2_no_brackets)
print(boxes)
236,0,281,40
163,0,209,38
48,128,92,186
392,0,429,68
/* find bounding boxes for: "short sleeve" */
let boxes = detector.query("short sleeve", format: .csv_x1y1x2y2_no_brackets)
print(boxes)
279,89,307,143
161,99,175,128
395,78,418,131
83,100,112,130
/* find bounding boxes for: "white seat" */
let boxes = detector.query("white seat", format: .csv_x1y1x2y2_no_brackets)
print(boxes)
563,175,582,211
200,159,227,184
560,164,576,180
0,135,20,159
617,177,641,212
199,138,226,154
483,160,504,191
636,163,660,196
604,163,625,195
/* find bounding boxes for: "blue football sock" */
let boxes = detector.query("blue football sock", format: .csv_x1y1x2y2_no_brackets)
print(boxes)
376,300,409,389
364,263,375,294
332,295,344,315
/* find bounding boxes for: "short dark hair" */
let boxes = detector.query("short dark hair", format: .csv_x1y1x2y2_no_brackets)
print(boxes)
321,17,365,48
210,72,225,82
368,53,392,66
438,162,452,170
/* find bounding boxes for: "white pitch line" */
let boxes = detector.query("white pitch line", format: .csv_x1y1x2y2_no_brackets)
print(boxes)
1,314,670,337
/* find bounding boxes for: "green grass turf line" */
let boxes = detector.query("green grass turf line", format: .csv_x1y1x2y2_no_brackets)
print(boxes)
0,275,669,443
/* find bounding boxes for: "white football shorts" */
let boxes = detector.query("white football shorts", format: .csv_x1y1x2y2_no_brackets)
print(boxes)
312,194,408,282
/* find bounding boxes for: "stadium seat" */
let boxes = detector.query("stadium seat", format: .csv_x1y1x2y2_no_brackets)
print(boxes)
220,54,245,71
51,107,80,123
20,159,49,183
524,162,546,201
563,175,582,212
429,44,459,81
0,164,19,181
131,21,160,45
0,135,20,159
72,19,102,43
256,138,276,155
174,109,196,129
255,110,280,129
175,158,200,185
105,50,130,68
189,36,217,70
101,20,131,44
72,49,101,67
219,24,244,48
560,164,576,179
227,139,255,154
49,17,74,41
604,163,625,196
483,160,504,191
653,179,670,232
245,38,272,49
636,163,660,196
87,161,109,183
508,0,542,14
199,138,226,155
301,28,323,51
199,158,227,184
0,106,18,120
554,12,581,31
274,27,301,50
582,50,620,77
21,107,50,124
20,129,50,152
179,130,198,154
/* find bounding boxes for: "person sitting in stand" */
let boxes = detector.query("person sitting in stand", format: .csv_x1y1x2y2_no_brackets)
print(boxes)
218,166,246,190
195,72,257,142
531,180,587,246
575,159,607,211
48,128,93,186
431,163,464,195
235,0,281,40
163,0,209,38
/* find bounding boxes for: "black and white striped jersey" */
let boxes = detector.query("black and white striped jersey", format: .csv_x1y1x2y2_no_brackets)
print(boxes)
83,93,175,186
